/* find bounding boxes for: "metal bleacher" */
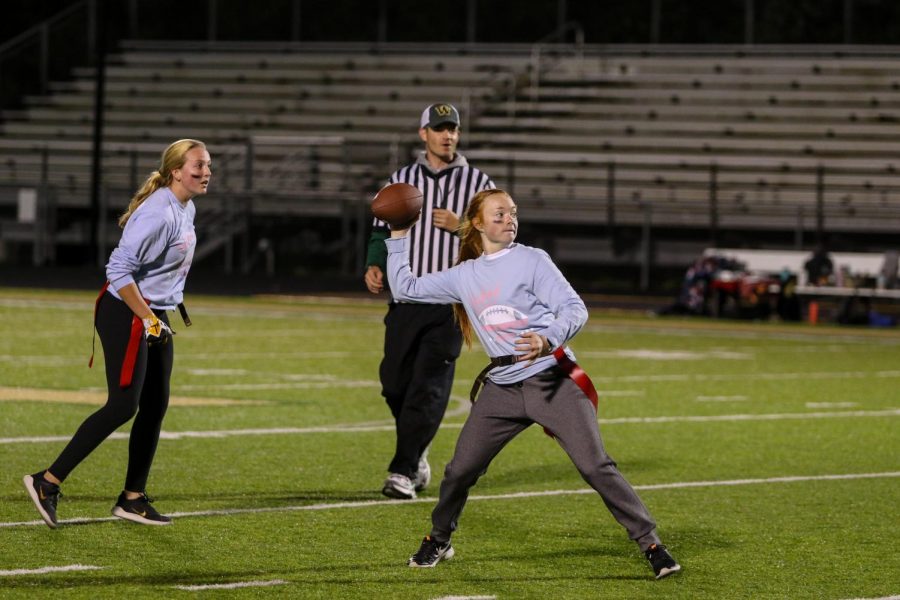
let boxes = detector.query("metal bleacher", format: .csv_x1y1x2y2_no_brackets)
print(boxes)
0,42,529,269
2,43,900,274
2,44,526,192
468,52,900,239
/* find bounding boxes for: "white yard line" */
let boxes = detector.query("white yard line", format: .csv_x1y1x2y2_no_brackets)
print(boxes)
2,471,897,529
599,408,900,424
579,349,751,360
594,369,900,383
174,579,288,591
696,395,749,402
0,425,394,444
0,355,84,367
583,322,900,345
174,381,379,391
0,564,102,576
185,351,375,359
1,407,897,445
0,299,89,311
0,386,263,407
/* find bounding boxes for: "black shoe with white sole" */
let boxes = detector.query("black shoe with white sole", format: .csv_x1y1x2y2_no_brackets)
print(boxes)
408,535,454,567
112,492,172,526
23,472,61,529
645,543,681,579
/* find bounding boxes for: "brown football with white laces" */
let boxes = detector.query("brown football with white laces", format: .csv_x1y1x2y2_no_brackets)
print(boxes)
371,182,423,229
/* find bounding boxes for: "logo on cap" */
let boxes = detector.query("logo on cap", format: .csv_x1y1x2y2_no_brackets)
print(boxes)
421,103,460,128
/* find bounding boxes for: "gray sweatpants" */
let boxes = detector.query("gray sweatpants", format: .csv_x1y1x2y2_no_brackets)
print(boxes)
430,366,661,551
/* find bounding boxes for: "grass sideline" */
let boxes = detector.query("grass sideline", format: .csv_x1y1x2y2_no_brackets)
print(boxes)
1,287,898,599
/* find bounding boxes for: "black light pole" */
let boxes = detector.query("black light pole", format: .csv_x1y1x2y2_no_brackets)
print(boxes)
744,0,754,44
650,0,661,44
843,0,854,44
377,0,387,44
89,0,107,266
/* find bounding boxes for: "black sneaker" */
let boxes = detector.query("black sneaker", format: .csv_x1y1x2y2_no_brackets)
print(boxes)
408,535,454,568
645,543,681,579
111,492,172,526
23,472,61,529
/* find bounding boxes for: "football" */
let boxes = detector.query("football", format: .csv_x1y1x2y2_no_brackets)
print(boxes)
371,182,423,229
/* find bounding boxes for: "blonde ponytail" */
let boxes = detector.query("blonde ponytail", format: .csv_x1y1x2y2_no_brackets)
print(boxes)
119,170,166,227
118,138,206,228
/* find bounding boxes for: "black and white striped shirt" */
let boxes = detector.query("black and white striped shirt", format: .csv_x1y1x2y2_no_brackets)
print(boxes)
373,153,495,277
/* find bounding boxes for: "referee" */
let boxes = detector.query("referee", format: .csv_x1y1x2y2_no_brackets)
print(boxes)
364,103,495,499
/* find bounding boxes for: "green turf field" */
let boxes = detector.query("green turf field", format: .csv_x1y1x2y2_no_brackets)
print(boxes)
1,287,898,599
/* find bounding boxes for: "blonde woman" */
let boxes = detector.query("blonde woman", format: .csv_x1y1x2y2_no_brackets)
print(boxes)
24,139,211,528
387,189,681,579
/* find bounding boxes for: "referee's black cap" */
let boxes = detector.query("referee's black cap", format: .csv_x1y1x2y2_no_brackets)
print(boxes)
420,103,460,129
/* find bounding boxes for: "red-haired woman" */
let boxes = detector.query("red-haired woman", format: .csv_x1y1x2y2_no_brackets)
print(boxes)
386,189,681,579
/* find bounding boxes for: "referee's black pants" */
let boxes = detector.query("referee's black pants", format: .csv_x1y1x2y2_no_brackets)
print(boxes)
48,292,172,493
380,303,462,478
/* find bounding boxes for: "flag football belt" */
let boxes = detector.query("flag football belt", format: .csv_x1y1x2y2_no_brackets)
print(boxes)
469,354,518,403
469,347,599,438
469,347,599,410
88,282,192,389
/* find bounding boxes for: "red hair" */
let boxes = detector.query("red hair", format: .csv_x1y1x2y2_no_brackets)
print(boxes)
452,189,511,347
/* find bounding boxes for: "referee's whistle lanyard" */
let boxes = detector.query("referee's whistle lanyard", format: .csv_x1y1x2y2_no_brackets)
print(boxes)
470,347,599,439
430,167,460,210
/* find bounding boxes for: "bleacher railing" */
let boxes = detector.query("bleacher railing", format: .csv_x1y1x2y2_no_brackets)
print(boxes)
0,1,92,110
0,137,373,271
529,22,585,104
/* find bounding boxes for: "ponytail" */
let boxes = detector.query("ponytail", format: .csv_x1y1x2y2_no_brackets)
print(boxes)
118,138,206,228
118,170,167,228
452,188,506,348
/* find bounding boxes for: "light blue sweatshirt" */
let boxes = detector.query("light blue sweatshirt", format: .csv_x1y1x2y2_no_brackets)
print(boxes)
106,187,196,310
386,236,588,385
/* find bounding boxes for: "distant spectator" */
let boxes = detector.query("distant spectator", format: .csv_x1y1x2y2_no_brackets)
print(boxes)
656,254,744,317
804,246,834,286
656,256,717,316
776,270,801,321
837,295,871,325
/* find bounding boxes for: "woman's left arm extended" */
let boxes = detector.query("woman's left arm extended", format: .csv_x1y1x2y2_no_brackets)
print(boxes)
385,234,462,304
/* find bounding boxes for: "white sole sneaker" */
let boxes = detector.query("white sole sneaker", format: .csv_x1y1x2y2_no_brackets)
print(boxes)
656,563,681,579
382,474,416,499
23,474,58,529
408,544,455,567
414,457,431,492
111,506,172,526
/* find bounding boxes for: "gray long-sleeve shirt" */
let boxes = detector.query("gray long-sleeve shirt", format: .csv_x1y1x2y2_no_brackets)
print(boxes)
386,236,588,385
106,187,196,309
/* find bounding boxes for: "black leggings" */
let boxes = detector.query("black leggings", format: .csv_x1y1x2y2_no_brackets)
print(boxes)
48,291,173,492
